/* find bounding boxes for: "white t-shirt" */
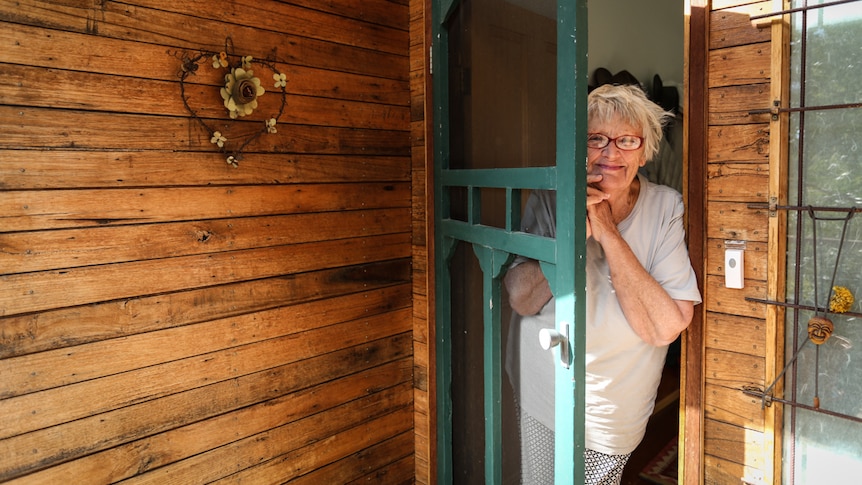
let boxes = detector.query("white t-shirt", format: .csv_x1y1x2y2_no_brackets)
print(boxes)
506,174,702,455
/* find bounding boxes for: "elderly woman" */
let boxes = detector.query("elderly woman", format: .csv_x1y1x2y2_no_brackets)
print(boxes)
504,84,702,484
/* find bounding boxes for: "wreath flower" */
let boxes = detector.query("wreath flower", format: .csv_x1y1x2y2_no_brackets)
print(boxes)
210,131,227,148
221,67,265,119
211,52,228,69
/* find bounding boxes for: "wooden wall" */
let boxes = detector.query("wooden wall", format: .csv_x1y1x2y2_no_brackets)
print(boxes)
0,1,420,483
699,1,784,483
409,0,435,483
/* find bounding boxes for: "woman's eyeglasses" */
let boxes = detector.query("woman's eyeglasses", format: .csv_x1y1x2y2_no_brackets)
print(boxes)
587,133,644,151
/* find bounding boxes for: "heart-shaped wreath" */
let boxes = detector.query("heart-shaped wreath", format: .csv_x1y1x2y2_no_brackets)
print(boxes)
176,38,287,167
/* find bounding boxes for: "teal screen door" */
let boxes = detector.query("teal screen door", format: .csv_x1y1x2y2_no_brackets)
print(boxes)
432,0,588,483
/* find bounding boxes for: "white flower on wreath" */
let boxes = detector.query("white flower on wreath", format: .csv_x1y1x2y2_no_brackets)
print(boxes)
211,52,228,69
210,131,227,148
266,118,277,134
221,67,265,119
273,72,287,89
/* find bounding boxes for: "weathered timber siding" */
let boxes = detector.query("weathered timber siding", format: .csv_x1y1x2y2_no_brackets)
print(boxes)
0,0,418,483
701,1,777,484
408,0,435,483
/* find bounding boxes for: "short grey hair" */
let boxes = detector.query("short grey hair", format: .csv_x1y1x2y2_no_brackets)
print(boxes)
587,84,673,161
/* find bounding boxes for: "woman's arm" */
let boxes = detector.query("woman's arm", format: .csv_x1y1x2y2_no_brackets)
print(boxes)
588,200,694,346
504,260,553,316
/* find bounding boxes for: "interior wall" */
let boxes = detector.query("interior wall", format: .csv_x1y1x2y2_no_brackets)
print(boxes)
588,0,685,91
0,1,415,482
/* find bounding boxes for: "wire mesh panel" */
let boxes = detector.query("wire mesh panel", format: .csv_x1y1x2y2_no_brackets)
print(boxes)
433,0,588,483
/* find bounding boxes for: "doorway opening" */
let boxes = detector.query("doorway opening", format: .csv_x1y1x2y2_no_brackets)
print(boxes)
443,0,687,483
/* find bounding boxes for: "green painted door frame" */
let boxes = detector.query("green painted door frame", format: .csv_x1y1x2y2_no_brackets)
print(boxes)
432,1,589,483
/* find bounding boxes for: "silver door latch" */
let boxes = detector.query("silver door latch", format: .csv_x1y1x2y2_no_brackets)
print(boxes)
539,321,570,369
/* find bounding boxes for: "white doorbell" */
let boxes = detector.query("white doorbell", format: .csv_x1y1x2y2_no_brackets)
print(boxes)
725,248,744,289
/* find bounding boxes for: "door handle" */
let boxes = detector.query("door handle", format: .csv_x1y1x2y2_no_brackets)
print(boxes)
539,322,570,369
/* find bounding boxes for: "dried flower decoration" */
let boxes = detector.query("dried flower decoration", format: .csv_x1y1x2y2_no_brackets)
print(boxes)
212,52,228,69
176,37,287,167
221,67,265,119
210,131,227,148
829,286,854,313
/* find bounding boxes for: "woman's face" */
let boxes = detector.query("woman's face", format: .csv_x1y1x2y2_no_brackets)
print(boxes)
586,117,647,195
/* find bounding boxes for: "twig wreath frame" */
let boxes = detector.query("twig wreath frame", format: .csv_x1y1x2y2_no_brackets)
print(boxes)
176,38,287,167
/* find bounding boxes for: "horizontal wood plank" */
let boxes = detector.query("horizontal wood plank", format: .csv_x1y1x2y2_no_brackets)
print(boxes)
0,23,410,104
0,64,409,130
711,0,768,9
1,209,410,273
0,182,409,232
705,347,766,388
208,405,413,484
1,233,411,316
137,0,409,55
0,308,411,439
2,290,411,397
704,418,766,468
6,358,412,484
706,201,770,241
289,0,410,29
1,0,408,80
0,332,412,480
0,150,409,189
704,453,766,485
0,106,410,156
709,2,772,50
708,84,772,125
704,381,765,430
707,162,770,202
350,454,415,485
288,431,414,485
705,274,768,319
121,386,413,485
0,269,411,359
705,312,767,358
707,124,770,162
708,43,771,88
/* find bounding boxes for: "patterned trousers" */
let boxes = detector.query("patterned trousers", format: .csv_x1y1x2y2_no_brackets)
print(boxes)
519,408,632,485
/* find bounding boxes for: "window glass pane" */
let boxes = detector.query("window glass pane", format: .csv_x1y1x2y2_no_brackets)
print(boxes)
785,2,862,483
790,0,862,107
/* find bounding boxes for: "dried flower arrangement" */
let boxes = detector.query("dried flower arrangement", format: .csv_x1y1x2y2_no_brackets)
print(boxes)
176,38,287,167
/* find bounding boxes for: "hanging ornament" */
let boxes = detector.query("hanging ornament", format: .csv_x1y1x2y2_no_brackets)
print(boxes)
175,37,287,168
829,285,854,313
807,315,834,345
